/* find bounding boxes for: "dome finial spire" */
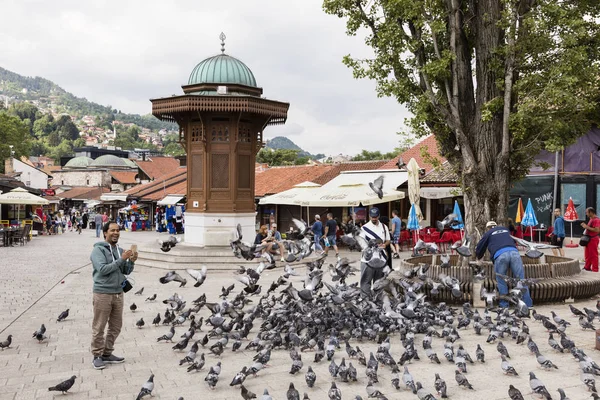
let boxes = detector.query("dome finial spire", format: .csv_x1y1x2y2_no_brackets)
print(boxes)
219,32,226,54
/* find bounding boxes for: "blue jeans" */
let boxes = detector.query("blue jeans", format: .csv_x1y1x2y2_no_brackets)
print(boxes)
494,250,533,307
96,224,102,238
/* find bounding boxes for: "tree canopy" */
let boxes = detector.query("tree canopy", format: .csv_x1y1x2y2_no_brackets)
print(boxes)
257,148,310,166
0,112,31,173
352,149,398,161
324,0,600,231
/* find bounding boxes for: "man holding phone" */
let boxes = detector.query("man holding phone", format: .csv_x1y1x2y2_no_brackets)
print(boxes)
89,221,137,370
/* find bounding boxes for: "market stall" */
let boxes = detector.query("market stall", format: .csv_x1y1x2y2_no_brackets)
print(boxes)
118,201,151,231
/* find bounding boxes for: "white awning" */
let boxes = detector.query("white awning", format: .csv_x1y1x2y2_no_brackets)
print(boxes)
85,200,102,208
303,169,408,207
259,181,322,205
100,193,129,202
420,186,462,199
157,195,185,206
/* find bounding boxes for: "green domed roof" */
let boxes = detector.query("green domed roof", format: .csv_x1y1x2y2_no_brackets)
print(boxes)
91,155,129,167
64,156,94,169
188,54,257,87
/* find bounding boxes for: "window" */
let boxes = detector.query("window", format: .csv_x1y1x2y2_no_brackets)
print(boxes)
561,183,586,218
87,179,90,185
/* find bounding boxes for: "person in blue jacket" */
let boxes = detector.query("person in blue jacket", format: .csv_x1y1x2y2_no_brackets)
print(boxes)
475,221,533,307
551,208,566,257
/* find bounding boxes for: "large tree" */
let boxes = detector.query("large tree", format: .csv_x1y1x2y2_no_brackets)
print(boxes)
0,112,31,173
324,0,600,233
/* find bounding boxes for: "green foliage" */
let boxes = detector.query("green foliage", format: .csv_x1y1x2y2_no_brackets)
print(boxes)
266,136,324,160
256,148,309,166
0,111,31,173
49,139,73,163
163,142,185,157
351,149,398,161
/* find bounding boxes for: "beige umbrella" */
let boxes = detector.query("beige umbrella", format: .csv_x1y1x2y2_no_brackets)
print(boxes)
407,158,423,222
0,187,49,223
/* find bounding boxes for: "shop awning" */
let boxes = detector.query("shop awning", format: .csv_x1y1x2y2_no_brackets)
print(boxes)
100,193,129,202
259,181,322,205
157,195,185,206
85,200,102,208
301,169,408,207
420,186,462,199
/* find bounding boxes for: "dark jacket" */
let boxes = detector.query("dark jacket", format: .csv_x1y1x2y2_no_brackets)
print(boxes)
475,226,517,260
90,242,135,293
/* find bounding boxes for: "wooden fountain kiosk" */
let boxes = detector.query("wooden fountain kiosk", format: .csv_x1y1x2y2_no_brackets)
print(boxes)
151,34,289,246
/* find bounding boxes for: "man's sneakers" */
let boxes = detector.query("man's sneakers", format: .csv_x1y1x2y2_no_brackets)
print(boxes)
102,354,125,364
92,356,105,370
392,253,400,259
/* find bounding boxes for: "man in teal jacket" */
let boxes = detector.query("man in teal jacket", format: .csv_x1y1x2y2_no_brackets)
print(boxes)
90,221,137,370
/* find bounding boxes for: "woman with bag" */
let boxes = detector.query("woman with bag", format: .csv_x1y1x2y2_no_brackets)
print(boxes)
581,207,600,272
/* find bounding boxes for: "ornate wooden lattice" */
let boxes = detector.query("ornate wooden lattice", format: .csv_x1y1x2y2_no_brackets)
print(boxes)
238,155,251,188
211,125,230,142
238,124,252,143
190,123,203,142
211,154,229,188
190,154,203,189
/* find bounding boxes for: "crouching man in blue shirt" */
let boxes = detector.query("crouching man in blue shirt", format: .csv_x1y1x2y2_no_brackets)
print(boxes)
475,221,533,308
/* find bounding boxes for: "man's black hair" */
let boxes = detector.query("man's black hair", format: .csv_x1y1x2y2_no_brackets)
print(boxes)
102,221,118,238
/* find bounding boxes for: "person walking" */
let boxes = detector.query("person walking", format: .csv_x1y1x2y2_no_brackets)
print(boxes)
90,221,137,370
359,207,390,296
322,213,339,258
551,208,566,257
82,212,89,230
476,221,533,307
311,214,324,253
390,210,402,258
94,213,103,238
581,207,600,272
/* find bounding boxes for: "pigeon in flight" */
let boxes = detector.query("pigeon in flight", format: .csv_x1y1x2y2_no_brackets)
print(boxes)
145,294,157,302
511,236,557,259
186,266,208,287
436,213,459,231
136,374,154,400
134,287,144,295
48,375,76,394
159,271,187,287
369,175,384,199
158,236,180,252
57,309,69,322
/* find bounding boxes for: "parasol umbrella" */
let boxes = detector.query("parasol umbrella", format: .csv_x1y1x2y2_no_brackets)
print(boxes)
407,203,420,245
515,198,525,224
406,158,423,221
563,197,579,248
0,187,49,224
521,198,538,241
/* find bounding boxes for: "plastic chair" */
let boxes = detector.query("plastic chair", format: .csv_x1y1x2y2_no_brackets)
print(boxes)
399,230,413,251
545,226,554,243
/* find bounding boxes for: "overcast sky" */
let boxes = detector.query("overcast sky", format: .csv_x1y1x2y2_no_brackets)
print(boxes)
0,0,413,156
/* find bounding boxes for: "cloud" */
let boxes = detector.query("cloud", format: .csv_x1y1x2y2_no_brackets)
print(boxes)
0,0,413,155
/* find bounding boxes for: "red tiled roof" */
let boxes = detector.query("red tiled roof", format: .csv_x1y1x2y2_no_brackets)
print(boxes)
57,186,109,200
134,157,180,180
379,135,445,173
421,161,459,184
255,165,334,197
125,167,187,201
109,171,138,184
145,181,187,201
314,160,390,185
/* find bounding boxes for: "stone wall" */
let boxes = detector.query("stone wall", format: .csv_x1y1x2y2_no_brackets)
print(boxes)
50,170,111,188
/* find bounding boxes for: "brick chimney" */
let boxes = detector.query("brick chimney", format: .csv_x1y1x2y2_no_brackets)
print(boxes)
4,157,13,174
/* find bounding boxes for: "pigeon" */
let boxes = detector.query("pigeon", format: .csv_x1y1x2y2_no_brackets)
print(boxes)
369,175,384,199
434,373,448,398
57,309,69,322
535,351,558,370
582,372,597,392
439,253,451,268
455,370,473,389
580,316,596,330
158,235,180,252
476,344,485,363
403,366,417,394
0,335,12,350
241,384,257,400
511,236,557,259
33,324,46,343
557,388,570,400
501,355,518,376
508,384,525,400
159,271,187,287
136,318,145,329
186,354,206,372
261,389,273,400
48,375,76,394
130,303,137,312
152,313,161,326
157,326,175,342
455,235,472,257
146,294,157,302
415,382,436,400
529,372,552,399
187,266,208,287
436,213,459,231
305,366,316,387
135,374,154,400
497,341,510,359
328,382,342,400
134,287,144,295
230,367,248,386
548,333,564,352
287,382,300,400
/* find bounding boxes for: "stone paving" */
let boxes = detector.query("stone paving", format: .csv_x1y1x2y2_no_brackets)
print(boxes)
1,229,599,399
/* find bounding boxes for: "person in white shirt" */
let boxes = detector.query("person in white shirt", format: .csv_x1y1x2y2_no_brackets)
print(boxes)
359,207,391,296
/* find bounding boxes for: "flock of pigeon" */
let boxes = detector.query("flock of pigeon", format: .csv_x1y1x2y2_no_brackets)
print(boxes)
0,214,595,399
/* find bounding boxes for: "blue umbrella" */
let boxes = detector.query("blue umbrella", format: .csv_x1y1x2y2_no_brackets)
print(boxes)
452,200,464,230
407,203,420,230
521,198,538,241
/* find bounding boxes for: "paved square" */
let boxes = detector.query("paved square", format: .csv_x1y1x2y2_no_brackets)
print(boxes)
1,229,599,399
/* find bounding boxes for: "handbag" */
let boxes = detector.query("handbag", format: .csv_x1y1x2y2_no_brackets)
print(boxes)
122,279,133,293
580,234,591,247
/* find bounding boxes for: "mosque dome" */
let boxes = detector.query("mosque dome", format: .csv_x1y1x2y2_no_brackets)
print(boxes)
90,154,129,168
187,53,257,88
64,156,94,169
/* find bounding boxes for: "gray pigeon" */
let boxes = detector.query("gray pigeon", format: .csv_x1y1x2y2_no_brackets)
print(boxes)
48,375,76,394
434,373,448,398
501,355,518,376
529,372,552,399
241,384,257,400
0,335,12,350
57,309,69,322
305,366,316,387
508,384,525,400
557,388,570,400
287,382,300,400
455,370,473,389
328,382,341,400
260,389,273,400
135,374,154,400
369,175,384,199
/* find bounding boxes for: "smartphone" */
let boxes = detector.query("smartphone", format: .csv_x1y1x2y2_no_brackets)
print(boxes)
130,244,138,253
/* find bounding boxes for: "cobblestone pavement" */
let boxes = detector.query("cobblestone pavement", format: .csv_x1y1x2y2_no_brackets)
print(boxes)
0,230,599,399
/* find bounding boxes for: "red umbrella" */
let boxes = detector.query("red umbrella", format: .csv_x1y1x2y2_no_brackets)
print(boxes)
564,197,579,248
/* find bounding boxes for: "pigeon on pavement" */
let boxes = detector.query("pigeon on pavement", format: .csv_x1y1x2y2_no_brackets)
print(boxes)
48,375,76,394
529,372,552,399
0,335,12,350
135,374,154,400
57,309,69,322
134,287,144,295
